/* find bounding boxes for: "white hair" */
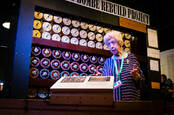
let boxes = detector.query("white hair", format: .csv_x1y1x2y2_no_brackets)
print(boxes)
104,30,123,46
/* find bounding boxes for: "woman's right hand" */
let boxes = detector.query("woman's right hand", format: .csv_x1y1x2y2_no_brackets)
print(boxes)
93,69,103,76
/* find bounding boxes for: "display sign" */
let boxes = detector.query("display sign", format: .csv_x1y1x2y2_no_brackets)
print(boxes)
150,59,159,71
147,28,158,48
147,47,160,59
65,0,150,25
151,82,160,89
119,17,147,33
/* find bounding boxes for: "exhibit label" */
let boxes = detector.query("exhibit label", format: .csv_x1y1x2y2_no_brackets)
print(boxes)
65,0,150,25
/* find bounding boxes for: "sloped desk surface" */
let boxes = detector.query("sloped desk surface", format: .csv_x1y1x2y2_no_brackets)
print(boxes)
50,76,114,89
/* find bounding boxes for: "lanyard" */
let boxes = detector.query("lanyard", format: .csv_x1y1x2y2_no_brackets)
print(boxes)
113,51,124,79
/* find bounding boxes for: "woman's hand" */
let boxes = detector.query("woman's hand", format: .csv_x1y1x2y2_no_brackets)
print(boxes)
130,64,141,81
92,69,103,76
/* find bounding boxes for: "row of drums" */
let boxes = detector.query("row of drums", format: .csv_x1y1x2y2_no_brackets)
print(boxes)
31,57,104,69
30,67,103,80
28,87,49,99
31,46,106,64
30,46,105,80
34,11,110,33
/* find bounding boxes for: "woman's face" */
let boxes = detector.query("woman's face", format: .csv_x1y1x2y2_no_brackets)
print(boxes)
106,37,121,55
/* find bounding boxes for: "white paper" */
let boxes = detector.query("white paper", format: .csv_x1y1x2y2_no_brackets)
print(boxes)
147,47,160,59
150,60,159,71
147,28,158,48
51,76,114,89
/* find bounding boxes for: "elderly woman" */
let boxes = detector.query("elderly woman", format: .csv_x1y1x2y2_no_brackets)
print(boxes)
102,30,144,101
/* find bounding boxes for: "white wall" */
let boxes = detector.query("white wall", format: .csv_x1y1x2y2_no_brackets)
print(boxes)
160,48,174,81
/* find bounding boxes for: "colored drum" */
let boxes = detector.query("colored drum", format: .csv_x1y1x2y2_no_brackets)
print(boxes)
79,63,88,73
98,57,105,65
51,59,60,69
40,69,50,79
60,71,70,77
30,68,39,79
70,72,79,77
89,55,98,64
62,51,71,60
81,54,89,62
42,48,52,57
40,58,50,68
38,88,49,99
97,65,103,73
52,50,61,58
88,64,96,73
50,70,60,80
30,57,40,67
32,46,41,56
61,61,70,70
28,88,37,98
79,73,88,76
70,62,79,71
72,52,80,61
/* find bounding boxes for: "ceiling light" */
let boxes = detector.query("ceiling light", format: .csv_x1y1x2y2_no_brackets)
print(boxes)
2,22,10,29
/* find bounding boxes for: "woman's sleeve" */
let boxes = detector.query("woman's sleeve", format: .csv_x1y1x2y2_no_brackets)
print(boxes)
102,58,109,76
130,54,145,80
130,54,145,89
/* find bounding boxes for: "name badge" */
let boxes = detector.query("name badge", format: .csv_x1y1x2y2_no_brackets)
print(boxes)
114,80,122,88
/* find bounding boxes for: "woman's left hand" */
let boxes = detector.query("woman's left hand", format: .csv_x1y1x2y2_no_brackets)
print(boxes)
130,64,141,81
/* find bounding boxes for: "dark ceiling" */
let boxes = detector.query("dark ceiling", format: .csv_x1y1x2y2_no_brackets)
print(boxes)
0,0,174,51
